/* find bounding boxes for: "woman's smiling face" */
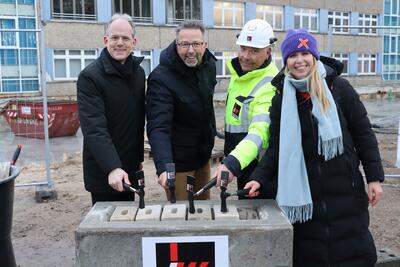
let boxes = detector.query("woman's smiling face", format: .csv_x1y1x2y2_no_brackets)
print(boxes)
286,52,315,79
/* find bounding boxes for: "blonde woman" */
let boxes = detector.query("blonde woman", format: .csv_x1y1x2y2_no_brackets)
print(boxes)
245,29,384,267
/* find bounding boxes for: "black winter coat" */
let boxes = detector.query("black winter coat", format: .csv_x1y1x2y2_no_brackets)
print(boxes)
251,56,384,267
146,42,217,175
77,48,145,193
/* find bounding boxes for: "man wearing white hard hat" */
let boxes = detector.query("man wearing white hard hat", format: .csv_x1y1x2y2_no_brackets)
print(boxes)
214,19,278,198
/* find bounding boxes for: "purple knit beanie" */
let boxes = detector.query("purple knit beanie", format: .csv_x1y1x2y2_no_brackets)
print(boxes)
281,29,319,64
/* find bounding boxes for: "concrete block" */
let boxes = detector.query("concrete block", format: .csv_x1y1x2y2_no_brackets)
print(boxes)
376,248,400,267
161,204,187,221
35,185,57,203
187,203,212,221
76,200,293,267
213,204,240,220
135,205,162,221
109,205,138,221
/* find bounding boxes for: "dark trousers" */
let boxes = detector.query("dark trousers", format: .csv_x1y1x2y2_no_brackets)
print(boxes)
91,192,135,205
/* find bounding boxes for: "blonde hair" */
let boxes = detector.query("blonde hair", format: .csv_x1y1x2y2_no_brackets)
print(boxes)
286,57,330,112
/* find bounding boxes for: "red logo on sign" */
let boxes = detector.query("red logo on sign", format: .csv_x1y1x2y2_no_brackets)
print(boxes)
232,103,241,119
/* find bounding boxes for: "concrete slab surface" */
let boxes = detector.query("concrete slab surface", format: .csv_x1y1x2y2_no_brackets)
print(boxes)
110,205,138,221
187,203,213,221
161,203,187,221
213,204,240,220
135,204,162,221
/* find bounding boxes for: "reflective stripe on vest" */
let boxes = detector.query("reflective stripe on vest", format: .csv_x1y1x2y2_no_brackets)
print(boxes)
251,113,270,124
243,133,263,151
225,75,273,133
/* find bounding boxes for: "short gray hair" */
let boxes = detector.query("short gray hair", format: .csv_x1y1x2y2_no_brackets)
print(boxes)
175,21,205,38
106,13,136,37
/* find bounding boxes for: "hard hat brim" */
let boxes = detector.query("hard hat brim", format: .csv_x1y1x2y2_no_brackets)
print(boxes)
236,40,272,49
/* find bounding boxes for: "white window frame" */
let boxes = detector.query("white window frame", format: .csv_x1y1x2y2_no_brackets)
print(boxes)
382,34,400,76
0,14,40,93
51,0,96,21
113,0,152,23
358,13,378,35
133,49,152,77
213,51,237,77
256,5,284,31
294,8,318,32
328,11,350,34
167,0,202,24
53,49,98,80
357,53,376,75
0,17,18,49
213,1,244,28
331,53,349,75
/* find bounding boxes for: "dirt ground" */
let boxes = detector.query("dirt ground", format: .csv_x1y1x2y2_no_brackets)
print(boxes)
9,131,400,267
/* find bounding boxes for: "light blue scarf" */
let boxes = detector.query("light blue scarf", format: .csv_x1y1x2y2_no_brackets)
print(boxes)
277,60,343,224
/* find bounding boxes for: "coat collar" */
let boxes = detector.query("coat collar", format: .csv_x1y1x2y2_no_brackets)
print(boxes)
100,48,144,76
159,41,216,76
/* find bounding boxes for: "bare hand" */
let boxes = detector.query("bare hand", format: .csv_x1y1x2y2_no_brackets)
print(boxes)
213,164,235,187
158,171,168,189
138,162,143,170
368,181,383,206
108,168,130,192
244,180,261,198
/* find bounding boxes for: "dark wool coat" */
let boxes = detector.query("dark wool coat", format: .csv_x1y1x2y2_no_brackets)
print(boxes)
251,56,384,267
77,48,145,193
146,42,217,175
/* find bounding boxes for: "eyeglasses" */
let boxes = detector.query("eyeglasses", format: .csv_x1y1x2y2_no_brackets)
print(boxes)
108,35,133,43
176,42,204,49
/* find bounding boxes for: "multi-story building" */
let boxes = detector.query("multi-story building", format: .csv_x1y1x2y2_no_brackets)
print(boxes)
0,0,399,97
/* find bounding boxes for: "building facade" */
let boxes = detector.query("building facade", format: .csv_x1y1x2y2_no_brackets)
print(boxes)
0,0,399,96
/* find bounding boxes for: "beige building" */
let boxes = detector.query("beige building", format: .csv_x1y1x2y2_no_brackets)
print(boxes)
1,0,399,97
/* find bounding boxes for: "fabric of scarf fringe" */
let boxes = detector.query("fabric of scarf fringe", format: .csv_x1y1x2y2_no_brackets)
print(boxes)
280,203,313,224
318,136,344,161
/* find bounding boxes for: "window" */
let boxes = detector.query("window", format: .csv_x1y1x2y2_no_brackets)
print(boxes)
358,13,378,35
214,1,244,28
357,54,376,75
51,0,96,21
133,50,152,76
331,53,348,75
167,0,201,24
0,14,39,92
328,11,349,34
213,51,237,77
53,49,98,80
382,34,400,79
0,0,35,16
294,8,318,32
113,0,152,23
256,5,283,30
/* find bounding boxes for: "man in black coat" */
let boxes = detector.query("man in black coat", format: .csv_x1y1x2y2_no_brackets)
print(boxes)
77,14,145,204
146,21,217,200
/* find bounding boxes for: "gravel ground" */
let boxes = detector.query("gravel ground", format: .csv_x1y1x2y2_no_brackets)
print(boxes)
6,130,400,267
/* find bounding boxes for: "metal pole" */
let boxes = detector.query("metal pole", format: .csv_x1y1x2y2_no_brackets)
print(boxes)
327,24,333,55
15,181,49,187
39,28,53,187
396,119,400,168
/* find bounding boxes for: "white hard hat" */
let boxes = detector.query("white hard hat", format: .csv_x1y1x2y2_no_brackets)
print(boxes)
236,19,277,49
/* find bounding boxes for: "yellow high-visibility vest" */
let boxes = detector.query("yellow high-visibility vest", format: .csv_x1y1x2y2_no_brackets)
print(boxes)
225,59,278,170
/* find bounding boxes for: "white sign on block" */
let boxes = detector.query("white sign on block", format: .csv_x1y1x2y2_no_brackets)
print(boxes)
21,106,31,115
142,235,229,267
